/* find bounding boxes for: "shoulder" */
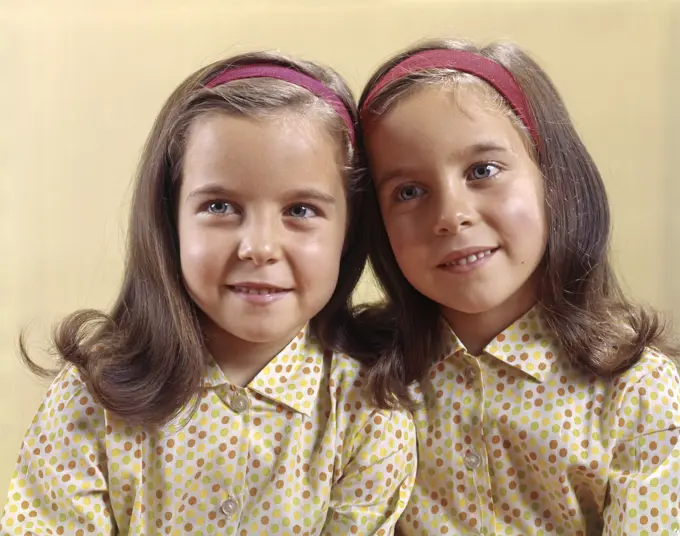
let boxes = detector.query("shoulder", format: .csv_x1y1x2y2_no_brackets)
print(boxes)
326,349,366,390
31,365,106,434
326,350,415,438
41,364,90,407
326,350,374,412
615,347,679,390
610,348,680,436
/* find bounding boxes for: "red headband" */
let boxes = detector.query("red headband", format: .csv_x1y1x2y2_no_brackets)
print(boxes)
361,49,539,149
205,64,355,145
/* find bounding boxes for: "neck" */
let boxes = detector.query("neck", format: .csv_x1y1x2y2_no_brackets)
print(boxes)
442,282,539,356
203,321,305,387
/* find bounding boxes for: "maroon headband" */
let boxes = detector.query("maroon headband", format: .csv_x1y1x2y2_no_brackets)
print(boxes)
361,49,539,149
205,64,355,145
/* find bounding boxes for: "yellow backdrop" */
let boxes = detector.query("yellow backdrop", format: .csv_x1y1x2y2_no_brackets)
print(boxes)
1,0,678,506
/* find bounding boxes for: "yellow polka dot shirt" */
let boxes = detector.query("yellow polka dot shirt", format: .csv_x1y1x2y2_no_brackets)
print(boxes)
1,328,417,535
398,308,680,536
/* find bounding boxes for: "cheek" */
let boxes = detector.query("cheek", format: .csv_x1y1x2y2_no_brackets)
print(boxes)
382,211,423,258
292,221,346,278
178,225,225,284
299,235,341,259
492,186,547,253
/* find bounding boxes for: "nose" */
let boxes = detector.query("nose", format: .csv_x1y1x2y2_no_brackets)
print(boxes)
237,216,282,265
433,183,477,236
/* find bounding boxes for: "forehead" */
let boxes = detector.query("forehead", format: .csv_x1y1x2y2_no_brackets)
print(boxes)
181,112,344,190
364,86,526,160
186,111,332,159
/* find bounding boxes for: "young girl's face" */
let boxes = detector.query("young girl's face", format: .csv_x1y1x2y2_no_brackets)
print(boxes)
177,112,347,349
365,86,547,323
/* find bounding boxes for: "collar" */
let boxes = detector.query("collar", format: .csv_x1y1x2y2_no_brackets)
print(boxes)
203,325,324,417
439,306,558,383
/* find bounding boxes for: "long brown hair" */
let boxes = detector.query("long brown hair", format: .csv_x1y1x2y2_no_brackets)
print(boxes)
355,38,678,393
21,51,375,426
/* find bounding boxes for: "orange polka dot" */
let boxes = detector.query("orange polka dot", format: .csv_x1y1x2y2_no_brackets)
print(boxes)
1,332,416,535
400,308,680,535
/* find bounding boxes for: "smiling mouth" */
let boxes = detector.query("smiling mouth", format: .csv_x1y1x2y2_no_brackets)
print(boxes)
438,248,499,268
228,285,291,295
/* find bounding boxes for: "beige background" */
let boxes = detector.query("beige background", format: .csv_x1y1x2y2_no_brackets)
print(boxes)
1,0,678,508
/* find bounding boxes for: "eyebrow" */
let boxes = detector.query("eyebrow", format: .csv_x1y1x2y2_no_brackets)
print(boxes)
286,188,337,205
186,184,237,201
374,168,415,188
465,141,512,156
186,184,336,205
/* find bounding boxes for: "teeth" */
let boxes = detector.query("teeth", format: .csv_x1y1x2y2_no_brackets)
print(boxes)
233,286,282,295
446,249,493,267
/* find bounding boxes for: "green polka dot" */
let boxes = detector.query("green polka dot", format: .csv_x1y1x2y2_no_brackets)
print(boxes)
401,307,680,534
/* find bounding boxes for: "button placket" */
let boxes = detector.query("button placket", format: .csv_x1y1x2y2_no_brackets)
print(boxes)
461,356,483,473
214,386,249,529
460,354,490,531
470,354,497,532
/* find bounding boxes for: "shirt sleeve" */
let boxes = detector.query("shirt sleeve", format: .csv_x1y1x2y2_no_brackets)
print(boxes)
0,367,116,536
321,408,417,536
604,358,680,535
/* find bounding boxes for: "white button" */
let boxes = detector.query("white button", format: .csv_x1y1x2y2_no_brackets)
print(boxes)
220,497,240,518
464,367,477,381
231,394,249,413
464,451,481,470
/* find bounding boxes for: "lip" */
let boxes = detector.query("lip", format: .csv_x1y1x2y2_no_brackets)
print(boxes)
226,282,293,305
437,246,499,274
438,247,499,266
228,282,291,291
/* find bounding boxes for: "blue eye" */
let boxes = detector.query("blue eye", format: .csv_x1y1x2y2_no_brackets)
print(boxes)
287,205,318,218
396,185,424,202
207,201,234,215
469,163,500,180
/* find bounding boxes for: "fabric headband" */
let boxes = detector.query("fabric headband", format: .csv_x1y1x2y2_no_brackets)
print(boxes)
361,49,540,150
205,64,355,145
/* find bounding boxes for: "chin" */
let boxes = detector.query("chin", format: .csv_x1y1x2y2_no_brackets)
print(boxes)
200,311,293,345
226,324,294,344
439,286,538,323
437,294,509,316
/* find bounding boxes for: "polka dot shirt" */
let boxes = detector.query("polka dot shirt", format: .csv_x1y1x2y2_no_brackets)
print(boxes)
398,307,680,536
1,328,417,535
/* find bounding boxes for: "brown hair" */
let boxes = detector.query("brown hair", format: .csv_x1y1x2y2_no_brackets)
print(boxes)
21,51,378,426
355,37,678,393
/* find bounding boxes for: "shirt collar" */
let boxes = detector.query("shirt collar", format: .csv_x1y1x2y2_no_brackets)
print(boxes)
202,325,324,417
439,306,558,383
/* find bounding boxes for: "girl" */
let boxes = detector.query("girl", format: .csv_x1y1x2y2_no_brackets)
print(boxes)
357,39,680,535
1,52,416,535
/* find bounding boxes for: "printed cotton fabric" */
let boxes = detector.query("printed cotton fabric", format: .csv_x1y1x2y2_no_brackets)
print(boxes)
2,328,417,535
